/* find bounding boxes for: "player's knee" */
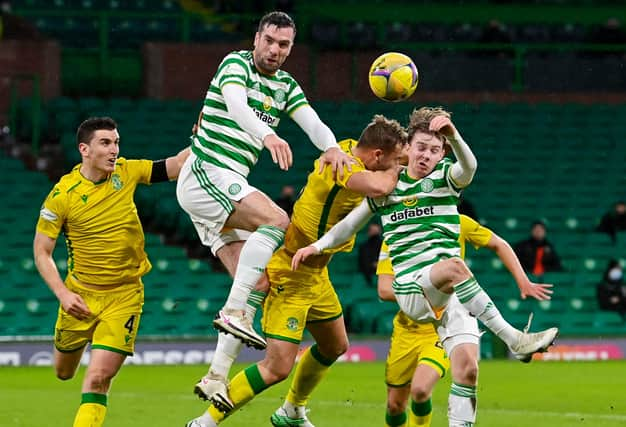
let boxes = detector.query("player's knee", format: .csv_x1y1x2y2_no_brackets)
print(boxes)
55,368,75,381
317,340,348,360
84,371,115,392
457,360,479,385
446,257,471,283
386,397,407,415
263,363,292,384
270,211,289,230
410,383,432,403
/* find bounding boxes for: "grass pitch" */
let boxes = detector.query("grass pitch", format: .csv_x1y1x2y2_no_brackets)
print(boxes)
2,360,625,426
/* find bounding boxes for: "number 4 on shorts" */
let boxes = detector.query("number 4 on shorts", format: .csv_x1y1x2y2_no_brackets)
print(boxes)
124,315,136,334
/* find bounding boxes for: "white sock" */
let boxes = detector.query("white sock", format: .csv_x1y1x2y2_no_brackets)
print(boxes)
246,290,267,320
454,277,520,347
283,400,306,418
208,332,242,379
195,412,218,427
224,225,284,310
448,383,477,426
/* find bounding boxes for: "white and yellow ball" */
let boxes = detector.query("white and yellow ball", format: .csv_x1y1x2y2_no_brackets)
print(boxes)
368,52,418,102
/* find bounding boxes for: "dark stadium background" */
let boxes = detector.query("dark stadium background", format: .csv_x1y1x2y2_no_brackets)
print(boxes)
1,0,625,366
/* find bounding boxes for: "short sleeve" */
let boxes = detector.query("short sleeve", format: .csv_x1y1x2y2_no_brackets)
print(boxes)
36,186,68,239
376,242,394,275
216,55,249,89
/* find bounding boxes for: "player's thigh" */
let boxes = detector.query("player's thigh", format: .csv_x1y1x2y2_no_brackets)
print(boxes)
84,348,127,382
387,384,411,413
259,337,300,380
448,342,479,385
410,363,442,399
227,190,289,231
307,316,348,357
385,318,420,387
92,284,144,356
54,346,86,379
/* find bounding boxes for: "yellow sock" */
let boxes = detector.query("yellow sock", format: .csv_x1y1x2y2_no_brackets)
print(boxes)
286,344,335,406
409,399,432,427
208,364,270,422
73,393,107,427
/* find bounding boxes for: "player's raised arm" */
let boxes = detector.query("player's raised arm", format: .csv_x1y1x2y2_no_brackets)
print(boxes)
486,232,554,301
291,199,375,270
222,83,293,170
430,115,477,188
291,106,354,179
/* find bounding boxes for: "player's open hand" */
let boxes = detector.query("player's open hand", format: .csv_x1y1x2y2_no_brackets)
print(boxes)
59,290,92,320
519,281,553,301
291,245,320,270
264,134,293,171
429,115,458,140
318,147,355,180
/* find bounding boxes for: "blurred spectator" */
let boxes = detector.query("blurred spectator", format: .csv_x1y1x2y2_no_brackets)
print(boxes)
513,220,563,276
587,18,626,45
583,18,626,59
458,194,477,220
596,201,626,243
274,184,295,217
358,222,383,287
478,19,512,57
0,1,41,41
596,259,626,321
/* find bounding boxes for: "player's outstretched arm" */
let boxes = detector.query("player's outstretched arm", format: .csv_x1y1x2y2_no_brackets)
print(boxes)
346,166,402,198
291,106,354,179
291,199,374,270
487,233,554,301
165,147,191,180
430,115,477,188
33,232,92,320
377,273,396,301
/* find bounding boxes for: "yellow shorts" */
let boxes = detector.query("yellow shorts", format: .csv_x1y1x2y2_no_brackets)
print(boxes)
385,311,449,387
54,275,144,356
262,249,342,344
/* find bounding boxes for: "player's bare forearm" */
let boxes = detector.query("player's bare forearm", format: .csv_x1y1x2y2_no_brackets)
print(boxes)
166,147,191,180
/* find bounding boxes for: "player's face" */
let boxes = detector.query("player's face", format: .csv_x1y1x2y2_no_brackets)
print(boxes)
80,129,120,176
408,131,445,178
253,24,294,75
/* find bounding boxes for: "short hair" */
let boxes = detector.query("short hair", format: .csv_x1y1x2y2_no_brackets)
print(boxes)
357,114,407,153
406,106,452,143
76,117,117,145
257,11,296,36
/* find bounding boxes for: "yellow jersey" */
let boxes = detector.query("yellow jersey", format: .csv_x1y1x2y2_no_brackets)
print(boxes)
284,139,367,258
376,214,493,275
37,158,154,286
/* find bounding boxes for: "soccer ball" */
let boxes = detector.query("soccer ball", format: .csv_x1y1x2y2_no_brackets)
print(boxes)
368,52,418,102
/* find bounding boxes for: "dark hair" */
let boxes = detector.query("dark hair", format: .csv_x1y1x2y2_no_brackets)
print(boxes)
358,114,407,153
76,117,117,145
257,11,296,36
531,220,546,229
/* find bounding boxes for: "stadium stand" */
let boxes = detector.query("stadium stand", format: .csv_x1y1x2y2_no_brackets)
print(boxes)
3,97,626,338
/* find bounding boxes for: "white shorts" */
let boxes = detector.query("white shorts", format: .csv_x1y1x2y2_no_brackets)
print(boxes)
395,264,480,355
176,153,257,252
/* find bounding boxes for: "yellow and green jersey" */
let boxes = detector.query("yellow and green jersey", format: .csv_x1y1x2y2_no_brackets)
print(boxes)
36,158,154,286
284,139,366,256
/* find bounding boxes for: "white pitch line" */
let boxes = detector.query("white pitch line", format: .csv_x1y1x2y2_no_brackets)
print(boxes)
114,392,626,421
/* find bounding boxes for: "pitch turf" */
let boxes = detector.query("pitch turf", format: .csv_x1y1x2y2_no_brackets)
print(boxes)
2,360,625,426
